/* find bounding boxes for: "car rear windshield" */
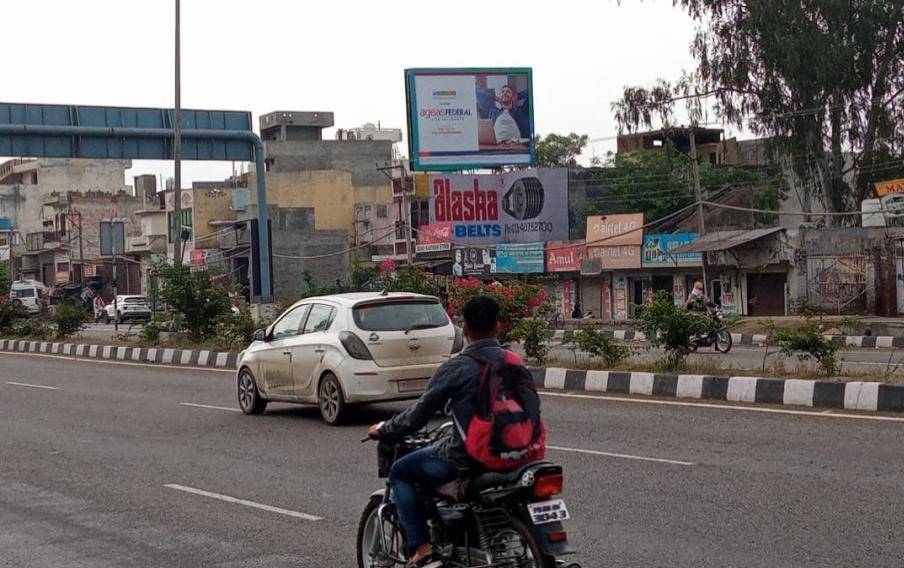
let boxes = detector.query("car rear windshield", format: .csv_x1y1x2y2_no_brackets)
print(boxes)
353,300,449,332
15,288,36,298
124,297,147,304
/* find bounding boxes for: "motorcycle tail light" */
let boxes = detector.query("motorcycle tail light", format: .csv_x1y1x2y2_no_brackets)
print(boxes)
339,331,373,360
547,530,568,543
533,472,563,498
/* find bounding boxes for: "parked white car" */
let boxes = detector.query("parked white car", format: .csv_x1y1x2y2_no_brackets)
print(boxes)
102,295,152,324
236,292,462,424
9,280,49,314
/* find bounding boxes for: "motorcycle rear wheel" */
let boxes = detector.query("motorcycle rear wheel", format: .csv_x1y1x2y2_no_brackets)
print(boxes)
358,496,404,568
715,330,733,353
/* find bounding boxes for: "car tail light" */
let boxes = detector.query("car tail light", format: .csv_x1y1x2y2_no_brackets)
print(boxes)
533,473,563,498
451,326,464,354
339,331,373,360
547,530,568,544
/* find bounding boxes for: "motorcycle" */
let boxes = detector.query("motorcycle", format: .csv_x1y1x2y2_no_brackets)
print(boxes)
357,422,581,568
690,307,733,353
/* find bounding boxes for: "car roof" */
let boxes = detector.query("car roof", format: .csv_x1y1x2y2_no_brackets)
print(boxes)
292,292,439,308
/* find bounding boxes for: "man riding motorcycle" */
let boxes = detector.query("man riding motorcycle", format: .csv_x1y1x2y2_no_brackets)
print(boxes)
367,296,529,568
685,280,714,313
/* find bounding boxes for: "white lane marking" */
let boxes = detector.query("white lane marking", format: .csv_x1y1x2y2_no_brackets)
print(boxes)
6,381,59,390
0,351,233,373
540,391,904,423
164,484,322,521
549,445,695,466
180,402,241,413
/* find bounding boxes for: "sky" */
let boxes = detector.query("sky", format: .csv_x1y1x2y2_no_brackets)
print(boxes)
0,0,716,187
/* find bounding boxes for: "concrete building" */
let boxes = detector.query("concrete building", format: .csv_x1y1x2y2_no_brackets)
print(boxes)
336,122,403,143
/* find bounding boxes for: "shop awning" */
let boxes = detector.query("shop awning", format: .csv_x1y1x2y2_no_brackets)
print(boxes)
671,228,784,253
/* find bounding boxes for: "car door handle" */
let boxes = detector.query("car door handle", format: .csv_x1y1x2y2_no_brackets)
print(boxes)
282,350,292,362
314,348,325,354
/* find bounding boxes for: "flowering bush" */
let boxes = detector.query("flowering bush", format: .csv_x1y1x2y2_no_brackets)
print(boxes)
447,278,552,344
379,258,397,275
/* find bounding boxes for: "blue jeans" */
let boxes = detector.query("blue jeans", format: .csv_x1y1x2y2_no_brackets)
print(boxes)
389,445,459,550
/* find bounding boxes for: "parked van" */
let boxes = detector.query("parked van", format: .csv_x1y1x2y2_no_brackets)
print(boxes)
10,280,49,315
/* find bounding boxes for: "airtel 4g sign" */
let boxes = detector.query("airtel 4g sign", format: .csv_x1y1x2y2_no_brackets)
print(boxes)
428,168,568,244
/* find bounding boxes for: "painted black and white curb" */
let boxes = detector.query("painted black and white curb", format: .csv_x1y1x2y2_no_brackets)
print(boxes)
551,329,903,349
0,339,238,369
529,367,904,413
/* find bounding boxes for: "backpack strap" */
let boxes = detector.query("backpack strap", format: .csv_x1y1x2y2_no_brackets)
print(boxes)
462,353,493,416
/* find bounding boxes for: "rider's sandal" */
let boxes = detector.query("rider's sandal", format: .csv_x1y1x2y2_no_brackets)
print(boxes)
407,552,444,568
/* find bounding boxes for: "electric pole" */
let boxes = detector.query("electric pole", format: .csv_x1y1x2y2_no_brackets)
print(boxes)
688,128,709,294
172,0,183,266
377,163,414,266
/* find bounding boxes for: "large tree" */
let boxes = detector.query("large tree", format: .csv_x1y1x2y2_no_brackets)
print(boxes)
612,1,904,214
535,132,589,167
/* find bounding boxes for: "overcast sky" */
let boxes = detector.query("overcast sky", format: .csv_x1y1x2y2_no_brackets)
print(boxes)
1,0,719,187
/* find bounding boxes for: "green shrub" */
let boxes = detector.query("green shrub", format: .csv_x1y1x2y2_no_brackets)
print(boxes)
637,291,716,366
509,318,554,365
140,322,162,344
767,317,839,377
8,317,51,339
157,262,231,340
54,304,87,339
570,325,631,367
216,311,256,351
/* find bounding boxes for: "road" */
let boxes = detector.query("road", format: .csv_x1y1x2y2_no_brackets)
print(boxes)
2,352,903,567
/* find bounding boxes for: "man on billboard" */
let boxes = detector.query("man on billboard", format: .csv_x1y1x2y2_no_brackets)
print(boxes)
476,84,530,145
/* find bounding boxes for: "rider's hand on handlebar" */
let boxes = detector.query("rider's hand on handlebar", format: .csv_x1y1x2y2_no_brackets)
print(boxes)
367,422,383,440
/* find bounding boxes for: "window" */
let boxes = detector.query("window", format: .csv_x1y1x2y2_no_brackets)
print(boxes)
303,304,336,334
271,304,310,340
353,300,448,332
376,204,388,218
14,288,35,298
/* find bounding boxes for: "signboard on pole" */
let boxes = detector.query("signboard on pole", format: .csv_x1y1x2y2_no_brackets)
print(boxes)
642,233,702,267
875,178,904,197
495,242,545,274
452,246,496,276
429,168,568,244
587,244,641,270
99,220,125,256
405,68,535,170
585,213,644,246
415,223,452,254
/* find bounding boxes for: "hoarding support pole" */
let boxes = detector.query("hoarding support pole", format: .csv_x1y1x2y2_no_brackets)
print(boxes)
77,213,85,286
689,130,709,295
173,0,183,267
113,254,119,334
403,177,414,266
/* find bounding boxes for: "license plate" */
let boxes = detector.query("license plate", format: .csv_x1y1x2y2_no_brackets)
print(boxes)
398,379,429,393
528,499,570,525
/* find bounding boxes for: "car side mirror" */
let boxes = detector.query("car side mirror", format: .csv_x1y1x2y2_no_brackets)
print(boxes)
253,328,267,342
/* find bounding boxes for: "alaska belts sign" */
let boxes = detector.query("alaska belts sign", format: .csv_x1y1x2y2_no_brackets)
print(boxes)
428,168,568,244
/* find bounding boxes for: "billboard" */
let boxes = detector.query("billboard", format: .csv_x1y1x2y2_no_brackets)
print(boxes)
496,242,545,274
642,233,702,267
546,241,586,272
585,213,644,246
405,68,535,170
415,223,452,254
452,246,496,276
429,168,568,244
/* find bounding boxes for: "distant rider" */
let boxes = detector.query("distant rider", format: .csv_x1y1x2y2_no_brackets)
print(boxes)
685,280,713,313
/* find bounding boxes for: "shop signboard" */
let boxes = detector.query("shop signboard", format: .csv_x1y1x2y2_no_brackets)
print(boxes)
428,168,568,244
495,242,544,274
875,178,904,197
642,233,702,267
452,246,496,276
587,244,642,270
545,241,585,272
416,223,452,254
405,68,535,170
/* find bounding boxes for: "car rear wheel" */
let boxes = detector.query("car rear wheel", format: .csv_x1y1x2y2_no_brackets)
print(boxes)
318,373,348,425
237,368,267,414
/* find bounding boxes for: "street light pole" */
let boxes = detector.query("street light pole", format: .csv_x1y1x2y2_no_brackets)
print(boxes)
172,0,183,266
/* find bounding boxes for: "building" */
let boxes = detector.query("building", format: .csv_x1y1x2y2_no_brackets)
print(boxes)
336,122,403,143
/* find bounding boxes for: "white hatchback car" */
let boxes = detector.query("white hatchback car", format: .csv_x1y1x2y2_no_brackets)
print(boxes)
236,292,462,424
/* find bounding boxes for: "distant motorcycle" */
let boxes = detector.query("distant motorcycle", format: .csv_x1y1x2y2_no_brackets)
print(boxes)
358,422,582,568
690,307,733,353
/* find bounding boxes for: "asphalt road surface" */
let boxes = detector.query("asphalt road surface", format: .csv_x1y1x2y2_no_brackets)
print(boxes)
2,352,903,567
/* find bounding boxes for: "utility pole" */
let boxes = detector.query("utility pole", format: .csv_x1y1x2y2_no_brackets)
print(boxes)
172,0,183,266
377,163,414,266
688,128,709,294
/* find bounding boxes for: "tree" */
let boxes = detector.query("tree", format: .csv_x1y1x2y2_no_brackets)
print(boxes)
584,144,760,222
157,263,231,340
536,133,589,167
611,1,904,215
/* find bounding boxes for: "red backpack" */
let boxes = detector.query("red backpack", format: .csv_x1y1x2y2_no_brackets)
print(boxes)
463,350,546,471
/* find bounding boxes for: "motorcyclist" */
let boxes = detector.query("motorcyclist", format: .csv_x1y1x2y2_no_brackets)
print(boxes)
685,280,714,313
367,296,519,568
